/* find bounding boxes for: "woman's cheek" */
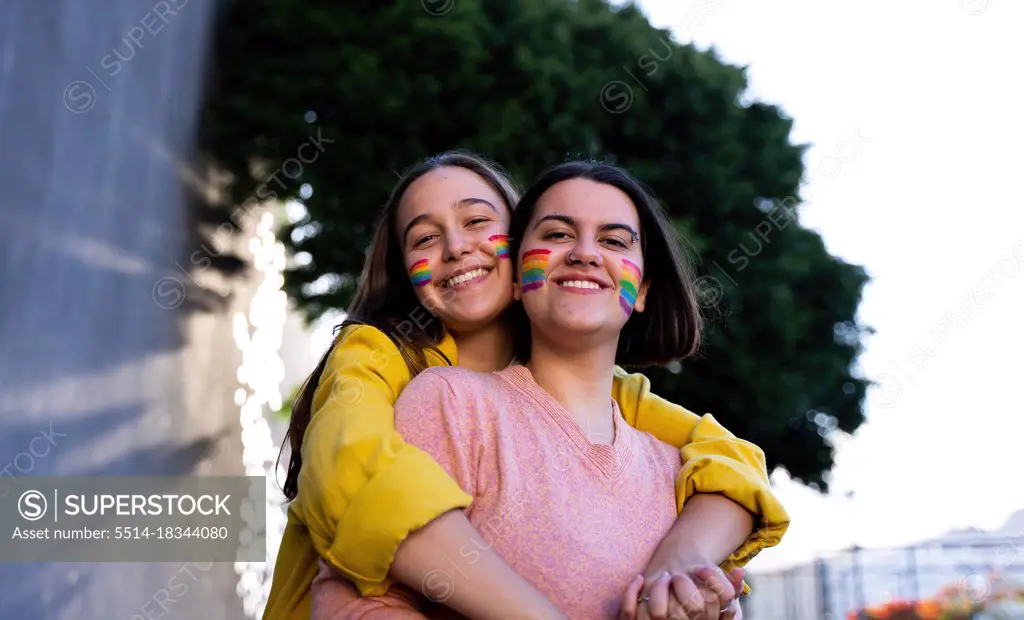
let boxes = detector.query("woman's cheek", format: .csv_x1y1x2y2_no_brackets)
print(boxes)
488,234,510,260
408,258,433,288
519,249,551,293
618,258,642,317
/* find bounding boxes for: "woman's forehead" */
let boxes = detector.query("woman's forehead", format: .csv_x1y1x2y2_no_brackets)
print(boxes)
398,167,509,225
533,179,639,227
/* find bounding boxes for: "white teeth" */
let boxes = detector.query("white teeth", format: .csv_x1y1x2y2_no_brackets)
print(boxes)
558,280,602,290
444,268,489,287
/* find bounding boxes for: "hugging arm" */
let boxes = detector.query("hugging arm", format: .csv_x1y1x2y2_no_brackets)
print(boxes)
294,326,473,597
311,558,428,620
611,367,790,582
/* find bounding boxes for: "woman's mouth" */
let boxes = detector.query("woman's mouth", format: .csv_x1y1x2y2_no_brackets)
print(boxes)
442,268,492,289
553,277,610,294
557,280,604,290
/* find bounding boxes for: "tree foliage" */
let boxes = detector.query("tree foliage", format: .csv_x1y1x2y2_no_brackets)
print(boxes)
199,0,871,489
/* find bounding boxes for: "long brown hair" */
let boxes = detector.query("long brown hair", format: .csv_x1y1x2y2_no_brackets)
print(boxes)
279,150,521,501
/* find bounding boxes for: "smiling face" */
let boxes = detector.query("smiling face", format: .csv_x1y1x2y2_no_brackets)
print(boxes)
396,165,515,333
514,178,649,340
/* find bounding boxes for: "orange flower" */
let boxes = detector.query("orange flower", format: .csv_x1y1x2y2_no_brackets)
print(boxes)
913,599,942,619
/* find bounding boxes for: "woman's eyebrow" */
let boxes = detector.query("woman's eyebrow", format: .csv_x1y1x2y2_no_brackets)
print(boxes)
402,213,434,243
453,198,499,213
533,213,575,229
533,214,638,241
599,222,639,242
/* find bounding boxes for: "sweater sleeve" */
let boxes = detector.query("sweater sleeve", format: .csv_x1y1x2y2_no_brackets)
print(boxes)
296,326,472,596
610,366,791,571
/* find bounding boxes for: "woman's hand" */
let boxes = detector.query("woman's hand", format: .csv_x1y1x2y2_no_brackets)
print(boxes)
618,567,745,620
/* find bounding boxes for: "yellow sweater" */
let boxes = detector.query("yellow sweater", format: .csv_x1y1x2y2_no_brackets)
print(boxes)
264,324,789,619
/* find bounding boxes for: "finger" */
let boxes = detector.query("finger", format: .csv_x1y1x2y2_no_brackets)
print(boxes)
700,585,721,620
664,591,688,620
721,597,742,620
697,566,737,620
619,574,644,620
669,573,703,619
695,566,736,604
647,572,672,620
726,568,745,594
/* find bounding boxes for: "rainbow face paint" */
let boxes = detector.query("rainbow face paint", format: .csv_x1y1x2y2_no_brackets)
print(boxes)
619,258,642,316
520,249,551,292
408,259,432,288
489,234,510,259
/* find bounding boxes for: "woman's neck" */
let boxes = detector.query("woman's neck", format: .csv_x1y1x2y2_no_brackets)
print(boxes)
525,332,619,438
450,319,515,373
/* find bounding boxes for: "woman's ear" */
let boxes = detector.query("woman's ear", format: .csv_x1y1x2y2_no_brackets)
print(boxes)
633,280,649,313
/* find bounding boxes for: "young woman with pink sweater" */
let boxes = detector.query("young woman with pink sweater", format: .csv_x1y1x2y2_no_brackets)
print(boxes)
310,162,752,619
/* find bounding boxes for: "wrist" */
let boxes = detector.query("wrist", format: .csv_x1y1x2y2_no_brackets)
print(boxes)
644,552,715,578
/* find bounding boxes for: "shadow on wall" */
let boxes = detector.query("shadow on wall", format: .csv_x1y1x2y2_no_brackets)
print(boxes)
0,0,248,618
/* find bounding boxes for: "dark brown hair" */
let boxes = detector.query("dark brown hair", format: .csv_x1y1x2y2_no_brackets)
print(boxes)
507,161,703,367
279,150,521,501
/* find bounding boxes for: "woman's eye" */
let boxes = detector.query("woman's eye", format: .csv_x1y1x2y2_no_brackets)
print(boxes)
467,217,490,227
414,234,438,247
543,231,571,241
602,237,629,249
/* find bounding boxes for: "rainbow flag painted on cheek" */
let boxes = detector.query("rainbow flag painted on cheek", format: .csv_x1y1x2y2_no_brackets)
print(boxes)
619,258,641,316
489,234,510,259
520,249,551,292
409,259,432,287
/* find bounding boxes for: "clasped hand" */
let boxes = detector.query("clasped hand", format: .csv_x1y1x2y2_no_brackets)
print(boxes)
618,565,744,620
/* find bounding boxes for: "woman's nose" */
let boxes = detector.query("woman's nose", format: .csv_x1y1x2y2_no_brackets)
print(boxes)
567,241,602,266
443,231,474,260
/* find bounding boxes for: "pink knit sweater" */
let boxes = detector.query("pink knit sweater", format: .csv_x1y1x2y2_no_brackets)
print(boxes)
311,365,682,619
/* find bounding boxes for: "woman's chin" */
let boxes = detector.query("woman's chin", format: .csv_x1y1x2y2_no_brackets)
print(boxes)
438,305,510,334
548,305,621,330
540,316,609,339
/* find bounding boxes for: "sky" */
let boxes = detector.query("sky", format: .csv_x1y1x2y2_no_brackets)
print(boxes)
629,0,1024,570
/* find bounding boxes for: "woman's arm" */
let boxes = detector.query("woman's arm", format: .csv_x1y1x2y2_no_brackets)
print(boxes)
312,558,428,619
312,537,563,620
295,325,472,595
636,494,753,619
643,494,753,572
610,367,791,575
391,510,567,620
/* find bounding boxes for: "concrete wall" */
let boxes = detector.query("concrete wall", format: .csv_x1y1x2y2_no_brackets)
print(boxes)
0,1,252,617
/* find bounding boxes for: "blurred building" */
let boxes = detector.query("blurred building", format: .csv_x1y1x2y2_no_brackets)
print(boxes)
745,511,1024,619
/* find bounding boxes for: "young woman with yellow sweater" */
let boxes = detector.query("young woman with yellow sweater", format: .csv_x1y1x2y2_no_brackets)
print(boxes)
264,152,790,620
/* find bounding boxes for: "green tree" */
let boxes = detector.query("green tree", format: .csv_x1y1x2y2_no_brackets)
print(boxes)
199,0,870,489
